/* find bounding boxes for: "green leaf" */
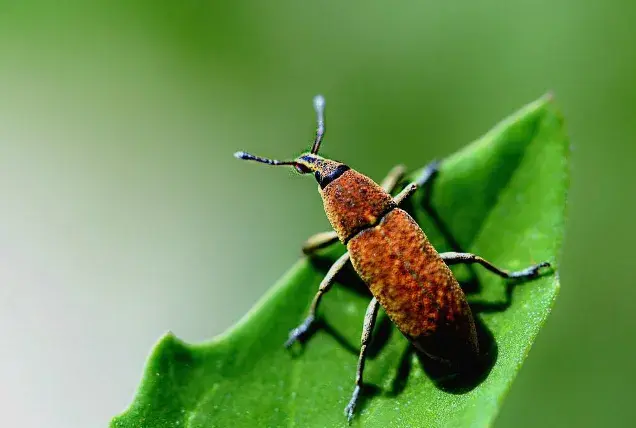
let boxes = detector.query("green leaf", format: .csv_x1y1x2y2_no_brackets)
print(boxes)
111,95,569,428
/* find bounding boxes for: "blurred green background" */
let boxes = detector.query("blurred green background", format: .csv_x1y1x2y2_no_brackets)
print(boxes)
0,1,633,427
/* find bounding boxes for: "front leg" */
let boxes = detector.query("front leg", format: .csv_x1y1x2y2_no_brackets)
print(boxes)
302,230,340,255
285,252,351,347
344,297,380,423
415,160,440,191
392,160,440,206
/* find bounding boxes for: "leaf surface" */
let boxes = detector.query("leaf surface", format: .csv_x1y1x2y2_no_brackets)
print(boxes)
112,95,569,428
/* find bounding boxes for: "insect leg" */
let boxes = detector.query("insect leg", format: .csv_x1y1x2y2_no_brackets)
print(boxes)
344,297,380,423
392,160,440,206
380,164,407,193
302,230,340,255
393,182,418,205
285,252,351,347
415,159,440,189
302,165,407,255
440,252,551,279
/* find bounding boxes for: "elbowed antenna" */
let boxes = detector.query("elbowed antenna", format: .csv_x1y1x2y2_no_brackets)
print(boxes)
311,95,326,154
234,95,325,170
233,151,298,166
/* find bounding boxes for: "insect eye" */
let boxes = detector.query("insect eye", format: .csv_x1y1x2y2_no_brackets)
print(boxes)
295,164,311,174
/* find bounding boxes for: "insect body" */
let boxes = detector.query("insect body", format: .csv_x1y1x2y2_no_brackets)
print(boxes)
234,95,551,422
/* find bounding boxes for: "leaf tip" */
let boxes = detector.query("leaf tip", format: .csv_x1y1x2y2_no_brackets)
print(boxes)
109,331,195,427
542,90,555,102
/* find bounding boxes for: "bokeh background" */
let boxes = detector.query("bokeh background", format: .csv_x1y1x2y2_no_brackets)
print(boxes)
0,1,634,427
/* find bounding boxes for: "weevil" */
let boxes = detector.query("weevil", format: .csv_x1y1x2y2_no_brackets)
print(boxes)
234,95,551,422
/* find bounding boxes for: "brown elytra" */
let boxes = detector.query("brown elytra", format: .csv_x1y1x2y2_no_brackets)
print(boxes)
320,165,479,362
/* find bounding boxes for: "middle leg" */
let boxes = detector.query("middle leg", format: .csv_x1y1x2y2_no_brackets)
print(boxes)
440,252,551,279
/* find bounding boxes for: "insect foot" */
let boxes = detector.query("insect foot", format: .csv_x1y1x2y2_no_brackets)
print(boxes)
284,315,315,348
344,385,361,423
508,261,551,279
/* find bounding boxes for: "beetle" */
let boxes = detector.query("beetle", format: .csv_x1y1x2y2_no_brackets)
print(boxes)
234,95,551,422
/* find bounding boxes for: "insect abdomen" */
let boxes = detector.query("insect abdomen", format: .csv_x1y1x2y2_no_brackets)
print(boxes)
347,208,479,363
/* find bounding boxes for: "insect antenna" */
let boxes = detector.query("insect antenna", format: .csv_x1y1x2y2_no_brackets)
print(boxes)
233,151,298,166
310,95,326,154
